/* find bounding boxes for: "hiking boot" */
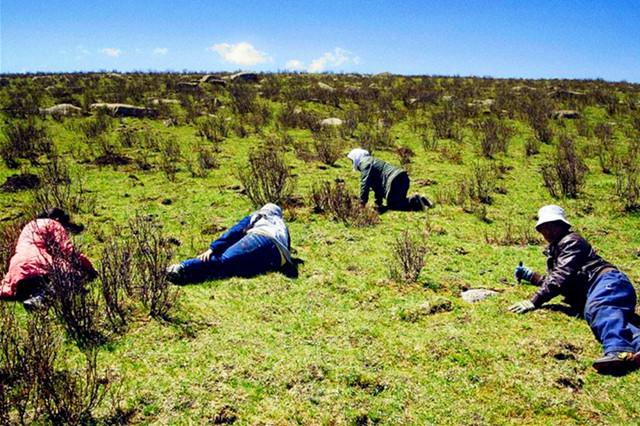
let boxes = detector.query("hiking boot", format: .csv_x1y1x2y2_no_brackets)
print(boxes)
166,264,184,284
421,196,434,209
592,352,636,375
23,294,47,312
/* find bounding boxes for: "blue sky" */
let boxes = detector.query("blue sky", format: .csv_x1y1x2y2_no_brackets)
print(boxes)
1,0,639,81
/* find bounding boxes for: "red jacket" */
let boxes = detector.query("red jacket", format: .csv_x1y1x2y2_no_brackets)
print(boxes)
0,219,94,298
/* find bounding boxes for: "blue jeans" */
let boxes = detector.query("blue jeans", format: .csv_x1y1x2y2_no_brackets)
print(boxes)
584,270,640,354
180,233,281,284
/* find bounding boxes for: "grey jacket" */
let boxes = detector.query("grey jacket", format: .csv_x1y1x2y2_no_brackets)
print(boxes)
358,157,404,205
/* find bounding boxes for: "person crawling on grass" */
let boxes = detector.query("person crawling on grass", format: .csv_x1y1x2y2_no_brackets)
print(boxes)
346,148,433,212
166,203,294,284
0,208,96,311
509,204,640,375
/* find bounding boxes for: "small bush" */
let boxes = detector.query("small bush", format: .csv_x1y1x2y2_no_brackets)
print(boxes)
78,110,113,142
615,145,640,211
128,215,178,319
396,146,414,169
459,161,498,205
484,219,542,246
524,137,540,157
195,115,228,148
0,118,53,168
312,128,343,166
477,117,512,158
98,236,135,330
0,220,24,277
594,123,616,174
389,230,427,283
46,240,103,348
32,154,94,215
541,135,588,198
310,180,379,227
238,146,296,207
187,143,219,178
158,136,182,182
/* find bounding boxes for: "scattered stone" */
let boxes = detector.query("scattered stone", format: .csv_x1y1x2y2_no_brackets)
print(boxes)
318,82,335,92
39,103,83,117
552,110,581,119
90,103,157,118
319,117,343,127
230,72,259,83
461,289,498,303
200,74,227,85
1,173,40,192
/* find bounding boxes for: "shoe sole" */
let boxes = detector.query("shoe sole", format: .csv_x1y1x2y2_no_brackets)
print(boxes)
592,359,634,376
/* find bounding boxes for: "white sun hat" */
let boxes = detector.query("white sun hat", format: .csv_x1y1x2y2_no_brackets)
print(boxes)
535,204,571,230
347,148,370,170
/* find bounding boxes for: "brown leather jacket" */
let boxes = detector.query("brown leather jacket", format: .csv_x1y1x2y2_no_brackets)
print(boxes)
530,232,615,309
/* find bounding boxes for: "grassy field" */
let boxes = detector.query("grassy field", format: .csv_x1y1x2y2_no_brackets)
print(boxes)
1,73,640,425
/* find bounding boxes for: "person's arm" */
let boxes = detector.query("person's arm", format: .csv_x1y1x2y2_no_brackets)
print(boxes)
209,215,252,255
530,237,586,308
359,164,372,205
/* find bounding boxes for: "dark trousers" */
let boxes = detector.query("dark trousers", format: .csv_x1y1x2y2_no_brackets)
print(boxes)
386,172,410,210
584,270,640,354
179,233,281,284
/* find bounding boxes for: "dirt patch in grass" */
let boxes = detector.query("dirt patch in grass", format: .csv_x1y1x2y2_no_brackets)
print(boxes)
1,173,40,192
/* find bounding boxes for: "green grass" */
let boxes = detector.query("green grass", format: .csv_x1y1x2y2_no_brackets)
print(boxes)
2,74,640,425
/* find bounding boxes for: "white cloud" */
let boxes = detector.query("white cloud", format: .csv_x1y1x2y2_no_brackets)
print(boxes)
101,48,122,57
308,48,356,73
153,47,168,56
285,59,305,71
208,42,270,66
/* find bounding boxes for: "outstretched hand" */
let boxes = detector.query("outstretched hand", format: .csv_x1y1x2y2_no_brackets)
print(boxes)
514,263,534,283
508,300,536,314
197,249,213,262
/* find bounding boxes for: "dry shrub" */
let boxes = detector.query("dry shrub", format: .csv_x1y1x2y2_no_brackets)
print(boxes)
195,115,228,147
46,238,103,348
458,161,498,205
0,306,109,425
615,142,640,211
477,117,512,158
524,91,554,143
593,122,616,174
484,219,542,246
32,154,94,215
188,143,219,178
0,118,53,169
238,146,296,207
389,230,427,283
310,180,379,227
0,220,24,277
541,135,588,198
158,136,182,182
98,236,135,330
128,215,178,319
312,128,343,166
431,102,459,140
524,137,540,157
357,127,393,153
396,146,415,169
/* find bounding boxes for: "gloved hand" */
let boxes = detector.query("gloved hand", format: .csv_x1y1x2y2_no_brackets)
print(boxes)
514,263,534,282
508,300,536,314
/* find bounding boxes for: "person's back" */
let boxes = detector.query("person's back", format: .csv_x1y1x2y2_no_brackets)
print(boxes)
359,156,403,205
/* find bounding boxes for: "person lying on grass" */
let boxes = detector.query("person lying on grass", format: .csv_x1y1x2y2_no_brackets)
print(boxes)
0,208,96,311
509,204,640,376
346,148,433,212
166,203,294,284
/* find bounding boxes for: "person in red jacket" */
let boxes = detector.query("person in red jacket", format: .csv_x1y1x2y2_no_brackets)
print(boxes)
0,208,96,310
